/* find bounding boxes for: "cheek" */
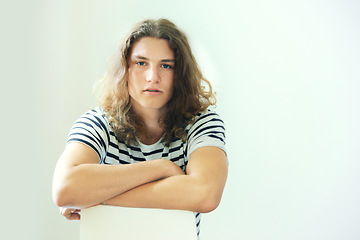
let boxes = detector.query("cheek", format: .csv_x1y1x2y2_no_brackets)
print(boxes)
127,78,137,97
127,81,133,94
128,70,141,89
129,70,137,83
129,66,143,81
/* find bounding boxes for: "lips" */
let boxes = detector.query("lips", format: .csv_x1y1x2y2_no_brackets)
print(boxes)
145,89,160,92
143,87,162,93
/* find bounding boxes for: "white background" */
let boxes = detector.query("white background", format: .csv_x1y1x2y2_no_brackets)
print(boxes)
1,0,359,239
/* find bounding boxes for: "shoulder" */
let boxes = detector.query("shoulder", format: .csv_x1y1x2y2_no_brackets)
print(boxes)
184,109,226,157
187,109,225,130
81,107,107,120
67,108,111,161
69,107,112,136
77,107,109,126
185,109,225,140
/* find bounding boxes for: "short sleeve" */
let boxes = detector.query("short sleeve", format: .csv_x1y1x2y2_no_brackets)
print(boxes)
66,108,110,162
186,110,226,158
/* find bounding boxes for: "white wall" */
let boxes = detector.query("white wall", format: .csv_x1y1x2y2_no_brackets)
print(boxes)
1,0,359,239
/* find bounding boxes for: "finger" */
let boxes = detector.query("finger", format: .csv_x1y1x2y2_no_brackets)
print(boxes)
60,207,70,216
60,208,81,220
68,211,81,220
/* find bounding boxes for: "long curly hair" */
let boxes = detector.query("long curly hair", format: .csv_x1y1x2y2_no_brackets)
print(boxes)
96,18,216,146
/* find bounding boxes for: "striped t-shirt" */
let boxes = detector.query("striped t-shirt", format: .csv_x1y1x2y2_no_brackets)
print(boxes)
67,107,226,238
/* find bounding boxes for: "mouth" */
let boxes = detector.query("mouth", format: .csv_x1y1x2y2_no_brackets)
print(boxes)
143,88,162,93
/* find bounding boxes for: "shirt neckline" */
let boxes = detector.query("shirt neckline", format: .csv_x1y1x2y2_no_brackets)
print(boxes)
136,135,165,150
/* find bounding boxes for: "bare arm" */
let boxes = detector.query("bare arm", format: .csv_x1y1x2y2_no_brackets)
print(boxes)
52,142,184,209
103,146,228,213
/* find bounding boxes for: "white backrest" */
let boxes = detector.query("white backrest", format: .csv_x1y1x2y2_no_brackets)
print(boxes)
80,205,197,240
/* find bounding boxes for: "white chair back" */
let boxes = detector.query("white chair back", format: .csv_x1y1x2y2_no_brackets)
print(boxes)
80,205,197,240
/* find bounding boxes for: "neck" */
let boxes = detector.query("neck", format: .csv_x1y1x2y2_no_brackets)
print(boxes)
132,105,166,145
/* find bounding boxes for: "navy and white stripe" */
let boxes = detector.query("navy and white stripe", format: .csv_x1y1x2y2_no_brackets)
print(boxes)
67,107,226,238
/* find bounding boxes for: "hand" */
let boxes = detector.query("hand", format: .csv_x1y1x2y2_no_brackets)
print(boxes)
60,207,81,220
164,159,186,177
168,162,186,176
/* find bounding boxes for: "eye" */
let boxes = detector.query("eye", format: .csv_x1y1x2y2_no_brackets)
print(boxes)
161,64,173,69
136,61,146,66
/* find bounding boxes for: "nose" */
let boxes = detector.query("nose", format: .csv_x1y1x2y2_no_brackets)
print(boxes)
146,66,160,83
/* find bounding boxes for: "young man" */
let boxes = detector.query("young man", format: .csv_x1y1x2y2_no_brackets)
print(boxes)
52,18,228,238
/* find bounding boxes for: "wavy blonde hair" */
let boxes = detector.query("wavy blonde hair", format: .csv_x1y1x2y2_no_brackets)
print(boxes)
96,18,216,146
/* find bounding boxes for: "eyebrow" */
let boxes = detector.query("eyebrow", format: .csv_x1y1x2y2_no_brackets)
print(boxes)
132,55,175,63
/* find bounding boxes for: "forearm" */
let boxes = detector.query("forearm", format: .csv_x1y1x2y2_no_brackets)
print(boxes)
53,159,178,209
103,147,228,213
103,173,224,213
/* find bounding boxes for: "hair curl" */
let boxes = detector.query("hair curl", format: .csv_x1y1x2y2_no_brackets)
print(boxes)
96,18,216,146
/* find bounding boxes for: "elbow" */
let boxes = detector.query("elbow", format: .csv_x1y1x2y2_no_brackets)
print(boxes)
196,196,221,213
53,194,67,208
194,187,223,213
52,166,82,207
189,179,226,213
52,189,66,207
52,185,73,207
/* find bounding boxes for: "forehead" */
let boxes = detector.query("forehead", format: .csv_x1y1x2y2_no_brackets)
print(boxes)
130,37,174,59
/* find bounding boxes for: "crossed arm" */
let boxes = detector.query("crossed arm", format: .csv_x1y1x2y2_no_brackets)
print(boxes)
52,142,228,220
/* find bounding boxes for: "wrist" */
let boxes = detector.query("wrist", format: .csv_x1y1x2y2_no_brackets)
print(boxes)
158,159,184,177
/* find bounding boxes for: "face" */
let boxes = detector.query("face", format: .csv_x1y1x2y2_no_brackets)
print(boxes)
127,37,175,116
